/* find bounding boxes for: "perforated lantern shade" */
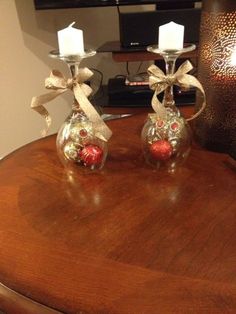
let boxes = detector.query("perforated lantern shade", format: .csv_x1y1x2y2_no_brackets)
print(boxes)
194,0,236,154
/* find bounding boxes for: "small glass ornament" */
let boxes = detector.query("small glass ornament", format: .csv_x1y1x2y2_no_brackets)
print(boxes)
56,109,108,170
142,44,205,173
141,112,192,172
47,50,112,171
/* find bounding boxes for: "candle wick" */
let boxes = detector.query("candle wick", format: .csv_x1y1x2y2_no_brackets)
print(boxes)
68,22,76,28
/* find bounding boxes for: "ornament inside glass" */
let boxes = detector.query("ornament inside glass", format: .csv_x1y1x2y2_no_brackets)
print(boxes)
57,109,108,171
141,109,191,172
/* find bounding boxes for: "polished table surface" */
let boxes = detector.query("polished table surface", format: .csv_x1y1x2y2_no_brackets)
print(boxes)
0,108,236,313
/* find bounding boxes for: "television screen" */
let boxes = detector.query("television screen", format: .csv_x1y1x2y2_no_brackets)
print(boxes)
34,0,199,10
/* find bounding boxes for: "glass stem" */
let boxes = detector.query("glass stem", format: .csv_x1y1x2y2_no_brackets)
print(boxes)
68,62,81,111
69,62,80,78
163,54,177,108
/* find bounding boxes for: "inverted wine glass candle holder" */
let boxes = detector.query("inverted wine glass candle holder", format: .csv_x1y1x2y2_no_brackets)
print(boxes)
31,49,112,171
142,44,206,172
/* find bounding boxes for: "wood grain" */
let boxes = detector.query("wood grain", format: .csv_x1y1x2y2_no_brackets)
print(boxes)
0,283,62,314
0,108,235,313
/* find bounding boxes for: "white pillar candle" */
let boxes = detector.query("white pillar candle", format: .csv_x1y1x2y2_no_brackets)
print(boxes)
158,21,184,50
57,22,84,55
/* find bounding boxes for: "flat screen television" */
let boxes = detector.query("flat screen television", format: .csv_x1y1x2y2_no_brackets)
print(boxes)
34,0,200,10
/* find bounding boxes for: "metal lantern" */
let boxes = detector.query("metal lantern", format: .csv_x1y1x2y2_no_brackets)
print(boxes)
194,0,236,154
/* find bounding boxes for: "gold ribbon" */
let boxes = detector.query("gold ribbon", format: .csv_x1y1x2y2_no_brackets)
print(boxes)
31,68,112,141
148,60,206,121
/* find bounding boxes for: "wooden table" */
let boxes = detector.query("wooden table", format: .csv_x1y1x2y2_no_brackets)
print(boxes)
0,108,236,314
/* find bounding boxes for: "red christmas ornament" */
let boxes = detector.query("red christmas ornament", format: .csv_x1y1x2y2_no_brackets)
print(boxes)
156,119,164,129
170,122,179,132
79,145,103,166
79,128,88,138
150,140,173,161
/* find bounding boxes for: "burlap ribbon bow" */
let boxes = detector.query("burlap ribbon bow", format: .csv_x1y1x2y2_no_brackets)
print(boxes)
148,60,206,121
31,68,112,141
